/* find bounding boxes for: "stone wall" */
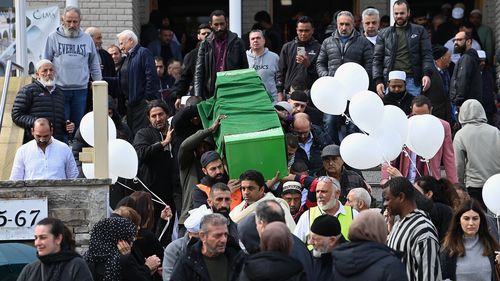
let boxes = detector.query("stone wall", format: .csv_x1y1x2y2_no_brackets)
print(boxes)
0,179,109,253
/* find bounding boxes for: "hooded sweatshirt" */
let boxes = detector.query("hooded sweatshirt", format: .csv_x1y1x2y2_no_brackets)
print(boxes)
454,99,500,187
44,26,102,90
246,48,279,102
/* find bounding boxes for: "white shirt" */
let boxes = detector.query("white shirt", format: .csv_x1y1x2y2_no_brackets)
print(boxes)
10,137,79,180
293,202,358,243
444,38,482,64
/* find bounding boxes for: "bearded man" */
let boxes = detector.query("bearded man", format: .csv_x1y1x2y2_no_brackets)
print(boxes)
193,9,248,99
12,59,74,143
293,176,357,247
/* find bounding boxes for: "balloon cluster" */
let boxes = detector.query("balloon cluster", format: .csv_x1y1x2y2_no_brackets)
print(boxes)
311,63,445,170
482,174,500,215
79,112,138,182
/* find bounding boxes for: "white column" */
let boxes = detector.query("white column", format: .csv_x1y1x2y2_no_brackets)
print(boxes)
14,0,27,74
66,0,78,7
389,0,396,26
92,81,109,179
229,0,242,37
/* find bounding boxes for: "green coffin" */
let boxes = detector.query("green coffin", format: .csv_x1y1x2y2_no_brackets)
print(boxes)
197,69,287,179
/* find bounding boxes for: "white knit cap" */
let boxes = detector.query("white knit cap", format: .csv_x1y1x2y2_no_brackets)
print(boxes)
35,59,53,71
452,7,464,19
477,50,486,60
184,205,213,233
388,70,406,81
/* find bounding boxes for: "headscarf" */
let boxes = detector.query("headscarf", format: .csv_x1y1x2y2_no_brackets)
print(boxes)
348,209,388,244
84,217,137,281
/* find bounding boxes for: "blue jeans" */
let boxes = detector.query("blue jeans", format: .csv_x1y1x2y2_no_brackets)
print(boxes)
63,88,88,129
405,77,421,97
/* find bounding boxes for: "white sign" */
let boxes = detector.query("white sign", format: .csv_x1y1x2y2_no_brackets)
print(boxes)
0,198,48,240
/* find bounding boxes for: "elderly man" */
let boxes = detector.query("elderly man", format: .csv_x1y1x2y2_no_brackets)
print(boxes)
229,170,295,230
171,213,245,281
43,6,102,130
294,176,357,247
309,214,344,280
12,60,74,143
246,29,280,102
10,118,78,180
194,10,248,99
382,70,413,115
384,177,441,281
345,188,371,212
373,0,433,98
292,113,332,175
362,8,380,46
117,29,159,135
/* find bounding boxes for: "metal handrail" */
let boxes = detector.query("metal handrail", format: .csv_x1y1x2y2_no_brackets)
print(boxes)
0,60,24,135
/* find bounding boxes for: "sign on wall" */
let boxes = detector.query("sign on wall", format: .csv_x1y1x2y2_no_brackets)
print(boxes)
0,198,48,240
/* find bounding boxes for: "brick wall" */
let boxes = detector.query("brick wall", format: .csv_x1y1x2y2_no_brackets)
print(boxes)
0,179,109,253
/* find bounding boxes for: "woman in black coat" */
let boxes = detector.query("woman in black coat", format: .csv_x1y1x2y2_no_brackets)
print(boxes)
332,210,408,281
238,221,307,281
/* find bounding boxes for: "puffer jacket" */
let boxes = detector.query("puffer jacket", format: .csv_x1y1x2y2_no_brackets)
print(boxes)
193,30,248,99
372,23,433,85
449,48,483,106
11,80,66,142
316,29,373,77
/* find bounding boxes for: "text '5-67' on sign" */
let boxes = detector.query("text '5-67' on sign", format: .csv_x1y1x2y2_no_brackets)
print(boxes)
0,198,48,240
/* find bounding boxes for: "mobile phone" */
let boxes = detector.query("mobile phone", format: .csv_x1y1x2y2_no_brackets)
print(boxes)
297,46,306,57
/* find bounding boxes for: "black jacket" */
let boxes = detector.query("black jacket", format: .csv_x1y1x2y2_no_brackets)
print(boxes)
383,90,413,115
173,46,198,99
450,48,483,106
11,80,66,142
133,125,177,206
316,30,373,78
373,23,434,85
238,251,307,281
194,31,248,99
440,249,498,281
332,241,408,281
423,65,453,123
277,37,321,93
170,239,245,281
294,124,332,175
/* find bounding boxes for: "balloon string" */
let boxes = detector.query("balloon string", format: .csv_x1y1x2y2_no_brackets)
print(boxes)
424,159,432,177
158,219,171,242
341,113,368,135
402,148,422,178
115,181,166,206
133,177,168,206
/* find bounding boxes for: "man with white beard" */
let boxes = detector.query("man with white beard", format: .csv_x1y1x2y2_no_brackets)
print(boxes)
293,176,357,248
12,59,74,143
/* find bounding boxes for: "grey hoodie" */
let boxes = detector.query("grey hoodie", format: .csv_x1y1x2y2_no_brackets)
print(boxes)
44,26,102,90
453,99,500,187
246,48,279,102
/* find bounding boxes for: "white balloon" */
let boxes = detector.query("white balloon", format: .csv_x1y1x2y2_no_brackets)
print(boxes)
407,114,444,160
482,174,500,215
334,62,370,100
311,76,347,115
349,91,384,134
371,128,405,162
108,139,138,179
374,105,408,143
81,163,118,183
80,112,117,147
340,133,382,169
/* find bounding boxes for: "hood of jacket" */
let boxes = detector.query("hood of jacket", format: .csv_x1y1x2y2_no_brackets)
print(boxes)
332,241,400,277
242,251,303,281
55,25,84,38
458,99,487,125
246,47,270,59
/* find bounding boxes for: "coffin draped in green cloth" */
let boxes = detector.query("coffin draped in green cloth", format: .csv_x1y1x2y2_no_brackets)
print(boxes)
197,69,288,179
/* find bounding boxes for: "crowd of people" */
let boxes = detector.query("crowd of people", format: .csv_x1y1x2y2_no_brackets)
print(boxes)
9,0,500,280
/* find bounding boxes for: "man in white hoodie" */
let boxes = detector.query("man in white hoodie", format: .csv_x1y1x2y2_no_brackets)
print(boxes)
453,99,500,208
43,6,102,131
246,29,280,103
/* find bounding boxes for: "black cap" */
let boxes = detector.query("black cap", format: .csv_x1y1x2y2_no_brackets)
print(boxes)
432,45,448,60
310,214,341,236
200,150,221,168
290,90,308,103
